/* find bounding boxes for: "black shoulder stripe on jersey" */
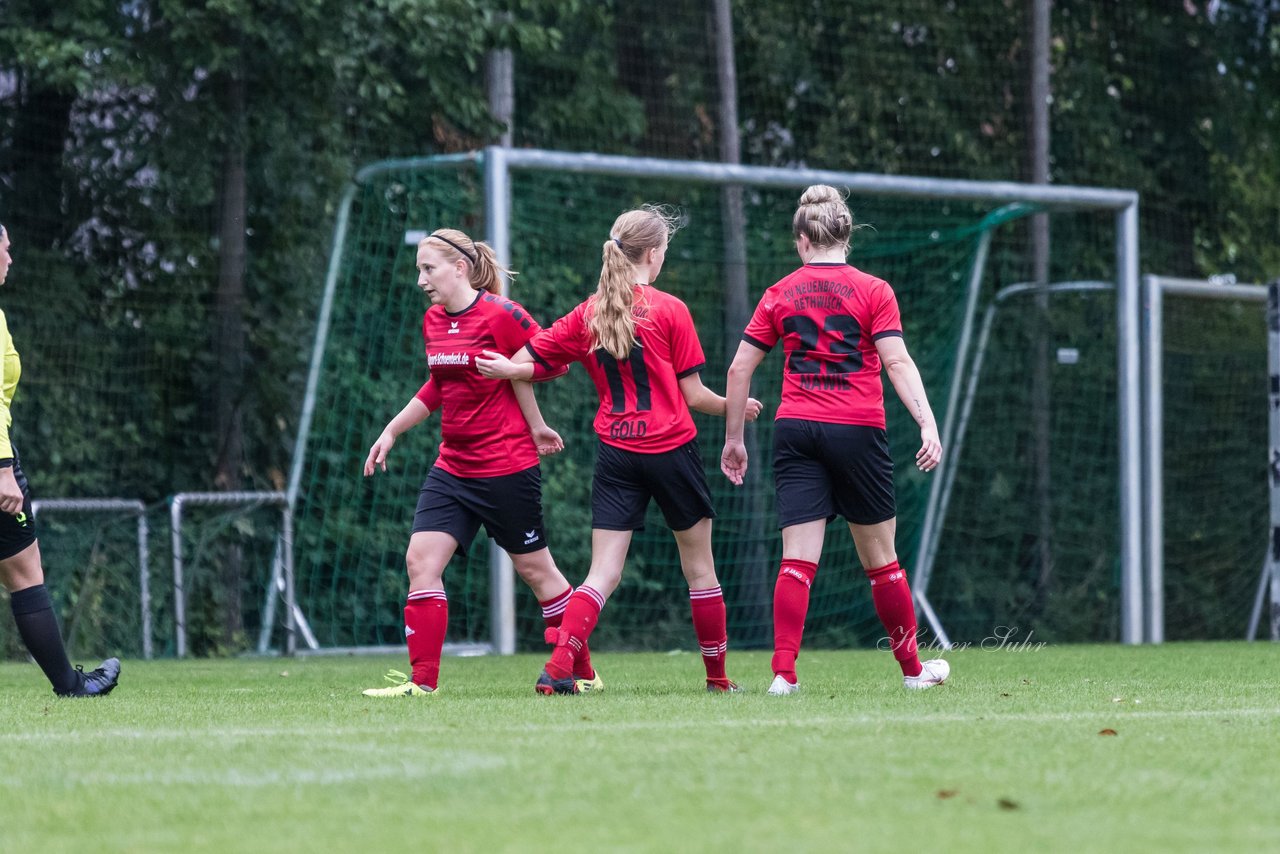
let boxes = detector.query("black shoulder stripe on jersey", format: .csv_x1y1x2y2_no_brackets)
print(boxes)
525,341,554,371
743,333,773,352
676,363,705,379
871,329,904,341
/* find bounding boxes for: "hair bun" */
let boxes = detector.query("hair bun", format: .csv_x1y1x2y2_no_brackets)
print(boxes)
798,184,842,206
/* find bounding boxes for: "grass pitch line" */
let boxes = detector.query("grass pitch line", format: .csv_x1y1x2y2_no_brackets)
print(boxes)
2,705,1277,745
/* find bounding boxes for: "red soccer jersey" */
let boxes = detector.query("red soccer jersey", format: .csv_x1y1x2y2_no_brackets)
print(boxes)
526,285,706,453
743,262,902,428
413,292,555,477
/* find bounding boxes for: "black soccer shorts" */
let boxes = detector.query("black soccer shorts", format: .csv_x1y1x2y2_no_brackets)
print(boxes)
0,448,37,560
412,464,548,556
592,438,716,532
772,418,896,528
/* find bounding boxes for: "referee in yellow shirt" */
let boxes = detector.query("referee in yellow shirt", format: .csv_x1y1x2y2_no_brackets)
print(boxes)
0,223,119,697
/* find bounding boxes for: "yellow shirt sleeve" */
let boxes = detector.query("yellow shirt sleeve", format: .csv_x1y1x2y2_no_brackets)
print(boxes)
0,309,20,459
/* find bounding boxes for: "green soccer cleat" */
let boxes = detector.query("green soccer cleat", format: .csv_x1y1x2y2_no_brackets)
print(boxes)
361,668,436,698
574,670,605,694
706,678,742,694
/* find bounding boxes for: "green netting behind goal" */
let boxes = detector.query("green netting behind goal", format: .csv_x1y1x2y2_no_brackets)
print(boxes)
1160,295,1267,639
295,157,1154,653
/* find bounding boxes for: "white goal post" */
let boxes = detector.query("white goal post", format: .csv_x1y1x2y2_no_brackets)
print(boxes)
30,498,152,659
1142,275,1280,643
292,146,1144,652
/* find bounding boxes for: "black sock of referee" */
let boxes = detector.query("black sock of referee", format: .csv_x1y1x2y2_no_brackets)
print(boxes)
9,584,81,694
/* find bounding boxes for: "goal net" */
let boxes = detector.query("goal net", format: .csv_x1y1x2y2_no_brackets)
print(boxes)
290,150,1139,653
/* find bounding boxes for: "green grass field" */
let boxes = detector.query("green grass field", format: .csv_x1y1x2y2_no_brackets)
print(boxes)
1,643,1276,853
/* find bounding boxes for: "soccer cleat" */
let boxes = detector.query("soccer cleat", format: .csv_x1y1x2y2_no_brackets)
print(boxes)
766,674,800,696
903,658,950,690
57,658,121,697
535,669,580,695
574,670,605,694
361,668,435,698
706,678,742,694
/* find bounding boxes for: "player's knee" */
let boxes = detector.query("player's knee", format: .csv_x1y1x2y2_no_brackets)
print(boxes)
404,549,444,587
681,563,718,590
510,550,559,585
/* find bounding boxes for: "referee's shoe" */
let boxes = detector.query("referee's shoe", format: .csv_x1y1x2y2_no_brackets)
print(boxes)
58,658,121,697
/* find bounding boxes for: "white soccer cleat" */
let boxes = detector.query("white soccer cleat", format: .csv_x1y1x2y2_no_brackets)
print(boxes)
903,658,950,690
766,674,800,696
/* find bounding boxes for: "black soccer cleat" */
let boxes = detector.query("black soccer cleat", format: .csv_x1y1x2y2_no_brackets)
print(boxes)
58,657,121,698
535,668,580,696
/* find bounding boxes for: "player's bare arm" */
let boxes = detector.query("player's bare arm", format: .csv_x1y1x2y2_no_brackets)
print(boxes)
721,341,768,485
678,373,762,421
364,397,431,476
475,348,535,381
875,336,942,472
511,380,564,456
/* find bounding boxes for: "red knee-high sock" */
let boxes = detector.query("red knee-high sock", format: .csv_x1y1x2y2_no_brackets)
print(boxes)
540,587,595,680
545,586,604,680
405,589,448,689
771,559,817,682
866,561,923,677
689,585,728,681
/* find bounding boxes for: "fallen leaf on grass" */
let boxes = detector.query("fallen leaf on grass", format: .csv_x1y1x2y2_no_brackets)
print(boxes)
936,790,958,799
1099,728,1118,736
997,798,1020,811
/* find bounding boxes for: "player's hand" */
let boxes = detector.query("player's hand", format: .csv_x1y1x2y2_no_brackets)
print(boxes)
0,466,22,515
744,397,764,423
916,425,942,472
475,349,518,379
721,440,749,485
532,425,564,456
364,432,395,476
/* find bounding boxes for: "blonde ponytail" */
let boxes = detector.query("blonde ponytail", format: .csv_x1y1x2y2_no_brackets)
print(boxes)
592,240,638,360
589,205,682,360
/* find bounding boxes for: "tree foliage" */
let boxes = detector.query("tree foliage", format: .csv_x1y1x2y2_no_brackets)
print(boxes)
0,0,1276,651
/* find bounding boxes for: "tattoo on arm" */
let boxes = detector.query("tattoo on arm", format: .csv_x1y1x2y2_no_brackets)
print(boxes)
912,397,926,426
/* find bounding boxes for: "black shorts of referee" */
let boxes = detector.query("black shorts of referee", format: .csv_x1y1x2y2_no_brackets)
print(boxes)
412,464,548,556
0,447,37,560
592,437,716,532
772,418,896,529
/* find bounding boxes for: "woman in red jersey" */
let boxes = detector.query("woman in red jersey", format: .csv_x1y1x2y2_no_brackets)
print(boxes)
476,206,761,695
720,185,949,695
360,228,600,697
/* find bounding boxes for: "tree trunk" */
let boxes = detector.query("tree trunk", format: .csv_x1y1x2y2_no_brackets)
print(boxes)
714,0,770,646
214,67,248,646
1027,0,1054,612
